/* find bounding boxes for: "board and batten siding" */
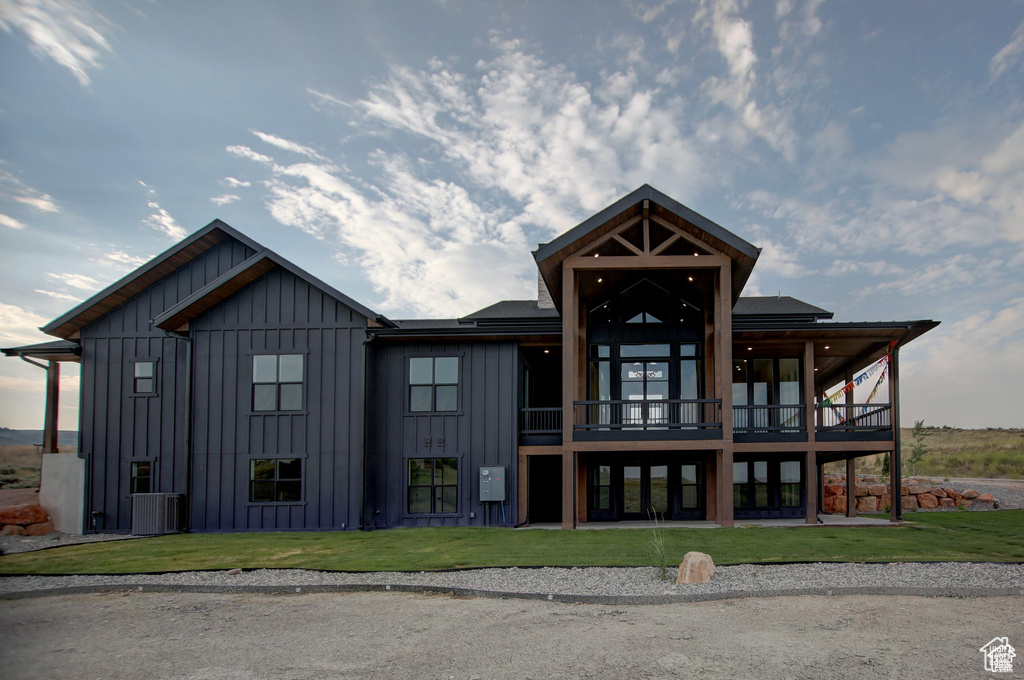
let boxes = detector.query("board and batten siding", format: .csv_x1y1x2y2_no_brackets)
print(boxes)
366,340,518,528
78,237,256,533
188,267,367,532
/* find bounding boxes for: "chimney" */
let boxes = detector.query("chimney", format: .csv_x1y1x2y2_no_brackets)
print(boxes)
537,271,555,309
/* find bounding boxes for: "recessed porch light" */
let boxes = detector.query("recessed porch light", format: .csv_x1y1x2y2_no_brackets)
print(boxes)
594,253,599,258
747,347,752,351
597,278,603,283
688,276,693,282
543,349,550,354
824,345,830,350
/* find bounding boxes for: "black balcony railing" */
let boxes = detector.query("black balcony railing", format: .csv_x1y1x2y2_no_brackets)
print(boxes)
519,407,563,434
733,404,805,434
573,399,722,431
816,403,892,432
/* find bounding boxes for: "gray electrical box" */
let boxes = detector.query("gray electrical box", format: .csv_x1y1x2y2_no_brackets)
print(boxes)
479,466,506,502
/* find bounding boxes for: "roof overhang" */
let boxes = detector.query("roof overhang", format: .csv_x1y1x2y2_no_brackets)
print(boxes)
733,319,940,389
533,185,760,311
1,340,81,363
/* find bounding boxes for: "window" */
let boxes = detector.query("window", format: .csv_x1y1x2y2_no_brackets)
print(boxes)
252,354,304,412
590,464,611,511
408,457,458,514
131,461,152,494
780,461,801,507
134,361,156,395
249,458,302,503
409,357,459,412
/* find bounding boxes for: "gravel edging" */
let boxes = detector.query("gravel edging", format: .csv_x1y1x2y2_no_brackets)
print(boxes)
2,563,1022,604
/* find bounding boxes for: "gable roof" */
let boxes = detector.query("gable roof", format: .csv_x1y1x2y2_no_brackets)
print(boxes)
533,185,761,309
733,296,833,322
42,220,384,338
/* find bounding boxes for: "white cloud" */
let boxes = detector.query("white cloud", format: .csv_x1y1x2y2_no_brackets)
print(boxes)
210,194,240,206
0,0,112,86
222,177,251,188
14,194,58,212
901,298,1024,427
99,249,149,270
47,271,98,290
250,130,325,160
34,288,82,302
0,301,49,346
989,18,1024,82
693,0,798,160
226,145,274,164
144,203,186,239
0,212,24,229
307,87,355,111
0,372,79,392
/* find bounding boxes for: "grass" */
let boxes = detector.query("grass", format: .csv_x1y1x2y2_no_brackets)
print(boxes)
0,445,78,490
2,510,1022,574
824,427,1024,479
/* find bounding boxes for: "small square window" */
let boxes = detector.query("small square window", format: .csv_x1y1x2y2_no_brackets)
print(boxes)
131,461,152,494
408,357,459,412
249,458,302,503
252,354,304,412
134,361,156,395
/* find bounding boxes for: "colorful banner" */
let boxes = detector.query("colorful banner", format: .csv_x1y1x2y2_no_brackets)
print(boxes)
818,353,891,407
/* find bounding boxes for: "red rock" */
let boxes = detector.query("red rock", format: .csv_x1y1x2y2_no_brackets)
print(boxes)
855,484,870,497
856,496,878,512
939,498,956,508
908,485,931,495
25,521,55,536
0,524,28,536
868,484,886,496
930,487,947,498
0,504,49,526
863,476,881,483
824,484,845,497
961,489,979,499
902,495,919,510
677,551,716,584
901,486,909,496
822,495,847,514
943,488,957,498
917,493,939,509
957,499,974,508
975,493,995,503
879,494,891,510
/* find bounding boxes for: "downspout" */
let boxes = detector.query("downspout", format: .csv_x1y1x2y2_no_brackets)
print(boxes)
361,331,377,531
161,329,193,532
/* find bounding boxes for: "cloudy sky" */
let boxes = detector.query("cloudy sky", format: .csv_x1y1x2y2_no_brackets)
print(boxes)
1,0,1023,430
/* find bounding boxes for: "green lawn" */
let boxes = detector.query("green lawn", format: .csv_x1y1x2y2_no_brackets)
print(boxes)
2,510,1021,575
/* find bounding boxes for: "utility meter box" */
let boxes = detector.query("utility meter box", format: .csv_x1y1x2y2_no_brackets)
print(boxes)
479,466,506,502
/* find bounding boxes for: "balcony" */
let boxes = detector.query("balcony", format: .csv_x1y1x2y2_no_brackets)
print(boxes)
519,407,563,446
815,403,893,441
733,404,806,443
572,399,723,441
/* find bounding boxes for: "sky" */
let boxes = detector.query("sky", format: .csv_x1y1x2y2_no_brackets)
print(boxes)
1,0,1023,430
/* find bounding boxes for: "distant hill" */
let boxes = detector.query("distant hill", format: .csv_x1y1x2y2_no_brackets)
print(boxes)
0,428,78,447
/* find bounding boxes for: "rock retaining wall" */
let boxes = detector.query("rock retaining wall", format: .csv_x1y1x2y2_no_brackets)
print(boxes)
822,476,995,513
0,504,55,536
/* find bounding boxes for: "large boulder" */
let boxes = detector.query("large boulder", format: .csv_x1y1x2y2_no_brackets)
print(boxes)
908,485,931,495
868,484,886,496
25,521,55,536
939,498,956,508
822,495,847,514
0,524,28,536
943,488,957,498
823,484,845,497
855,496,878,513
677,551,716,584
0,504,49,526
975,494,995,503
902,495,919,510
855,484,870,497
929,487,947,498
961,489,980,499
917,493,939,509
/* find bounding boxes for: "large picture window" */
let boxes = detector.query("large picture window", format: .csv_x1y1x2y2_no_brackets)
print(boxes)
252,354,304,412
408,457,458,514
249,458,302,503
409,357,459,412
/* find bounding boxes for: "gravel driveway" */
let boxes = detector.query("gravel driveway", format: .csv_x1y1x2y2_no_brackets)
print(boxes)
2,590,1022,679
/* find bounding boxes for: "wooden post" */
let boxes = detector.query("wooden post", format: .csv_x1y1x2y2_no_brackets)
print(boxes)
517,449,528,525
43,361,60,454
715,264,733,527
561,261,578,529
889,347,902,522
803,341,817,524
846,457,857,518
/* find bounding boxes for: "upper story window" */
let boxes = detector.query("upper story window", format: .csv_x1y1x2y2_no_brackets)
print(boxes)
409,356,459,412
134,361,156,395
253,354,304,412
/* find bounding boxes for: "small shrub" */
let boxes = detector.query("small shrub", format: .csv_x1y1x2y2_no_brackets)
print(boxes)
994,500,1000,509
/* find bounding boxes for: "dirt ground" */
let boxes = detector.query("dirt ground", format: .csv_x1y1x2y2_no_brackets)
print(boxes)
1,592,1021,679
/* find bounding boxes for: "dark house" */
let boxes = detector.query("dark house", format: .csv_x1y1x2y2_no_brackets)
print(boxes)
3,185,938,532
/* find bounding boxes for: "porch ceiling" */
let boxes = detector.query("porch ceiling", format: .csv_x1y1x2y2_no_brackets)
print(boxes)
733,319,939,391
